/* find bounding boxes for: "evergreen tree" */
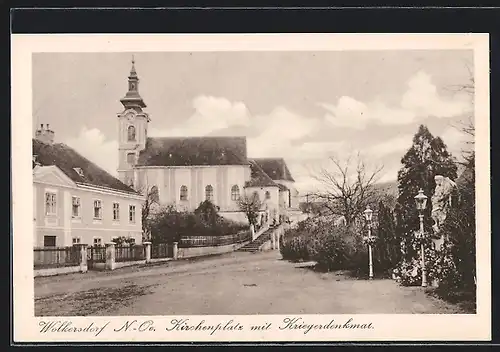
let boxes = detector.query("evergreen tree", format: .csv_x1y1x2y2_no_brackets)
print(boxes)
396,125,457,260
375,200,400,272
438,152,476,293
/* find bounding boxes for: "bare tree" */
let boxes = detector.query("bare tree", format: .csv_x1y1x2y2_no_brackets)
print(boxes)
135,177,160,242
447,64,475,162
310,153,384,226
237,192,263,226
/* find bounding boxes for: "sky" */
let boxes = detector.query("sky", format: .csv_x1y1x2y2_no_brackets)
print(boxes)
32,50,474,194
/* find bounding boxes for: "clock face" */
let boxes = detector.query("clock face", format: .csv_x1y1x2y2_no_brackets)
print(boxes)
126,112,135,120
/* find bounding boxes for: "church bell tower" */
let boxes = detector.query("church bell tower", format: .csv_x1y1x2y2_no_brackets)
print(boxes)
117,56,150,187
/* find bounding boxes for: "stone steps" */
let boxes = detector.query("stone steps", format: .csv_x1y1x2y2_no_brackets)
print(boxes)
237,227,275,253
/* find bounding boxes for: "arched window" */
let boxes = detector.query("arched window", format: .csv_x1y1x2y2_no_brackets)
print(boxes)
127,125,136,141
252,191,260,202
265,191,271,200
126,152,135,165
231,185,240,201
180,185,188,201
150,186,159,203
205,185,214,201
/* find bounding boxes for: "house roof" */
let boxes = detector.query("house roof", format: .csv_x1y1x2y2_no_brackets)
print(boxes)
245,160,278,188
136,137,248,167
32,139,138,194
252,158,295,182
277,183,289,191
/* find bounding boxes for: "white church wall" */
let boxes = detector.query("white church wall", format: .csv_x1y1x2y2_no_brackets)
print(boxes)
135,165,251,213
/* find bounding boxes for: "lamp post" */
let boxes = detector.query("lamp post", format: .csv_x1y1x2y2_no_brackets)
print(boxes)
363,205,374,280
414,188,428,287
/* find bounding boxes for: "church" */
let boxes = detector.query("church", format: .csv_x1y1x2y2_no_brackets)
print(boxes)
117,59,300,224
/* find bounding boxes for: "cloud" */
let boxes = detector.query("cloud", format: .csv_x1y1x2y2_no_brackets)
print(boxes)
64,126,119,176
247,107,321,159
438,126,469,157
368,134,414,157
150,95,251,137
320,70,472,130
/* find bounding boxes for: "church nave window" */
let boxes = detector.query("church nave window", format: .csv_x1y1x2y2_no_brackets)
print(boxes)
205,185,214,201
180,185,188,201
265,191,271,200
231,185,240,201
150,186,159,203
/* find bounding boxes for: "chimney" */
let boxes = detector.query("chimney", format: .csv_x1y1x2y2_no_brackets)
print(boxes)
35,123,55,144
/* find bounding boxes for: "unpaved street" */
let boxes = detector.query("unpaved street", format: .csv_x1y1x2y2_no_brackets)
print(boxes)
35,251,466,316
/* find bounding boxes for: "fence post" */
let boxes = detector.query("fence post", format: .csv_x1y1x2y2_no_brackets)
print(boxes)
272,231,277,250
105,242,116,270
276,226,281,251
77,244,88,273
144,242,152,263
172,242,178,260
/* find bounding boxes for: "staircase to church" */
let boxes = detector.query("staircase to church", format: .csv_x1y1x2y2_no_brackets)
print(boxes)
238,226,275,253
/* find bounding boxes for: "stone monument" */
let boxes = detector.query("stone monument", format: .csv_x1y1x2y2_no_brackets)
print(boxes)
431,174,457,249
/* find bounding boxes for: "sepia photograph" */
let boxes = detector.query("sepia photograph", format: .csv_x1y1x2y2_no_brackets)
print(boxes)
12,34,491,342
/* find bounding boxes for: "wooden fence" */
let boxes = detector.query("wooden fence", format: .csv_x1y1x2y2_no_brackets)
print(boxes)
34,246,80,269
179,230,251,248
151,243,172,259
115,245,145,262
87,246,106,263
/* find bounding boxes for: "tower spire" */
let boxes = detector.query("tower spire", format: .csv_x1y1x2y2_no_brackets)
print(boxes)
129,54,137,78
121,55,146,109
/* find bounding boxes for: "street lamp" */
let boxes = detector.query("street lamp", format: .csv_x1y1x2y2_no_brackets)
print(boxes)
363,205,374,280
414,188,428,287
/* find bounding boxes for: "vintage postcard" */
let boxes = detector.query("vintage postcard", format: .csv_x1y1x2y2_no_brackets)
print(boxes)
12,33,490,342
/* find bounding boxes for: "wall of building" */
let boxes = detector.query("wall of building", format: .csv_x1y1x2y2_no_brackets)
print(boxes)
274,180,300,208
34,182,144,247
135,165,251,213
244,186,280,223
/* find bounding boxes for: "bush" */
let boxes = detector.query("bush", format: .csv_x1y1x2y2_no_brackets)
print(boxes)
392,237,440,286
150,202,249,244
280,218,368,273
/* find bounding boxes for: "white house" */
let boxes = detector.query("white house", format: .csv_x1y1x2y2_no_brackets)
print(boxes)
33,127,144,248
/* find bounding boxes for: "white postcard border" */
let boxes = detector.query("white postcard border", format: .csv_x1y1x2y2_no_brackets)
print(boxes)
11,33,491,342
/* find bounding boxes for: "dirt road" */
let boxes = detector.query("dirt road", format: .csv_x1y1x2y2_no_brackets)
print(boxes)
35,251,466,316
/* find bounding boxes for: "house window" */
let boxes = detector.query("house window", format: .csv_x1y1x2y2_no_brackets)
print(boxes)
205,185,214,201
231,185,240,201
150,186,159,203
180,185,188,201
72,237,81,245
113,202,120,221
127,153,135,165
44,235,56,247
72,196,81,218
127,125,136,141
93,237,103,247
265,191,271,200
129,205,136,223
93,200,102,219
45,192,57,215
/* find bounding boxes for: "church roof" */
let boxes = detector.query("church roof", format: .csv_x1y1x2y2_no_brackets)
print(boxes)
136,137,248,167
32,139,137,194
252,158,295,182
245,160,278,188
